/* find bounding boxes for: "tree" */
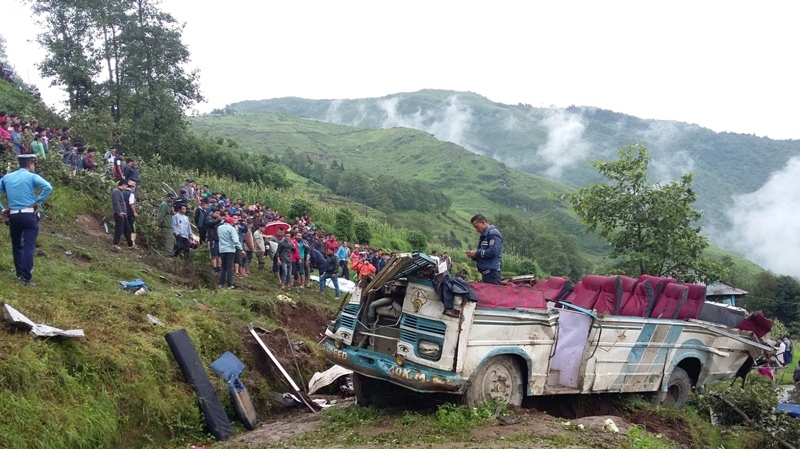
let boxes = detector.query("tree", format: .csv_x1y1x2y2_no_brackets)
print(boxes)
0,33,8,65
405,230,428,252
564,144,724,282
27,0,203,156
334,208,355,243
354,220,372,245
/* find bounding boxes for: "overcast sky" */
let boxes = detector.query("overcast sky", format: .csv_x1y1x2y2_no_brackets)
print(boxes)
4,0,800,140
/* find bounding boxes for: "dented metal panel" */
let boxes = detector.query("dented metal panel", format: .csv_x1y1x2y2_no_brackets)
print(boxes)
324,253,771,401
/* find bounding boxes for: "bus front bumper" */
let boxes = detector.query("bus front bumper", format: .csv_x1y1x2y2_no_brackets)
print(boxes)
323,340,463,393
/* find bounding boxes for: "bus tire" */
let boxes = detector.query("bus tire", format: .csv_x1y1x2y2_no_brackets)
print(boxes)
352,373,402,407
464,355,524,407
653,367,692,407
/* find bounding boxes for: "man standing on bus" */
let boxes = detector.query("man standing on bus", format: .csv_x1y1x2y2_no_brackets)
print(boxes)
465,214,503,284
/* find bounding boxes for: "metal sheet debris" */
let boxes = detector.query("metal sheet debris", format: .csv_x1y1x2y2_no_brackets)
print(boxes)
146,314,165,327
307,365,353,395
2,304,85,338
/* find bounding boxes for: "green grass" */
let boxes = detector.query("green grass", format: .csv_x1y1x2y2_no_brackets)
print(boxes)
274,401,505,448
622,425,675,449
0,179,339,449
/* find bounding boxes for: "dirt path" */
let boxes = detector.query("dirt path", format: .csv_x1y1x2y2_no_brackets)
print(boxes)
223,398,694,449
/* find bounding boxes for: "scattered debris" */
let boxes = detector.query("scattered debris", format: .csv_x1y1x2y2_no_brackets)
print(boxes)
499,416,522,426
192,299,211,312
311,398,333,408
146,314,165,327
64,250,73,256
603,418,619,433
307,365,353,395
271,392,297,407
2,304,85,338
210,351,258,430
165,329,234,441
248,324,320,413
119,279,149,295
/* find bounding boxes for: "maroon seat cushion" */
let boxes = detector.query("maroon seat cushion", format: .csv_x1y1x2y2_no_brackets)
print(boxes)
650,283,688,319
736,311,774,338
638,274,676,316
532,277,575,302
595,276,623,315
471,282,546,310
676,284,706,320
618,280,654,317
564,275,605,310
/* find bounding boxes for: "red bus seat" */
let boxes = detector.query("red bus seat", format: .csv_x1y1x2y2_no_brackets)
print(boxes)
649,283,688,319
563,275,605,310
532,277,574,302
676,284,706,320
735,311,774,338
595,276,623,315
618,280,654,317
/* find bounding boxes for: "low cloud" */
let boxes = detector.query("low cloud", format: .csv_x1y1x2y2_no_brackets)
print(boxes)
324,99,344,123
536,109,591,178
721,156,800,278
379,95,476,151
639,121,695,182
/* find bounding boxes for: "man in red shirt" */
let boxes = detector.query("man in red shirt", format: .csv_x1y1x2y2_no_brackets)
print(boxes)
324,234,339,254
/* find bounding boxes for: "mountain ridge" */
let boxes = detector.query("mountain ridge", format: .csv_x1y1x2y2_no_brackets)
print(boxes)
225,89,800,253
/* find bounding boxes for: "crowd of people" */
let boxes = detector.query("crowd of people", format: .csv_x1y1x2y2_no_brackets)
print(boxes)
153,184,399,294
0,111,128,177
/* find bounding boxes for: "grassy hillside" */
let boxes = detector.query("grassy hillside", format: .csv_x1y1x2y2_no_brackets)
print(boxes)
191,112,609,263
228,90,800,236
0,151,351,449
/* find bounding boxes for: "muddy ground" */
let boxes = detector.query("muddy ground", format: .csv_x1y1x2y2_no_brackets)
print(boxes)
231,279,695,449
223,398,695,449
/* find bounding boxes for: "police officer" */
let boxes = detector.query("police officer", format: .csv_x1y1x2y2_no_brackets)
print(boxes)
465,214,503,284
0,154,53,286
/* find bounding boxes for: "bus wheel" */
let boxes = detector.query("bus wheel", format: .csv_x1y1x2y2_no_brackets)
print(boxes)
464,355,523,407
352,373,402,407
653,367,691,407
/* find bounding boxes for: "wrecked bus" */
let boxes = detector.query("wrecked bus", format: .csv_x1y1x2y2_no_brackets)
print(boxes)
323,253,773,407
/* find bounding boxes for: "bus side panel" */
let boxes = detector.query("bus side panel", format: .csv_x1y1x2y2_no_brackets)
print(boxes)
463,309,557,395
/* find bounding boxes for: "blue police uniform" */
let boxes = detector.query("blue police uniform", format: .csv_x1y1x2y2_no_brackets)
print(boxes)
475,225,503,284
0,160,53,285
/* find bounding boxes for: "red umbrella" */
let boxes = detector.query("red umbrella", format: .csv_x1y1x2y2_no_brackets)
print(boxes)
263,220,290,236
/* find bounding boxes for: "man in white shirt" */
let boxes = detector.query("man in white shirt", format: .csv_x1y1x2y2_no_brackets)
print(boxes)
172,205,192,260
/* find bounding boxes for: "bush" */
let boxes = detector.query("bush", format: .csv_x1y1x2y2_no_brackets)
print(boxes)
334,208,355,243
405,230,428,252
288,198,312,220
353,220,371,244
692,377,800,445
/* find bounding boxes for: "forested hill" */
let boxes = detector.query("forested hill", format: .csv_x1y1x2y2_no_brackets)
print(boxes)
227,90,800,235
191,112,605,278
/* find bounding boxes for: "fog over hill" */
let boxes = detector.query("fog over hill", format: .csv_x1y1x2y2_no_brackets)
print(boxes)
229,90,800,279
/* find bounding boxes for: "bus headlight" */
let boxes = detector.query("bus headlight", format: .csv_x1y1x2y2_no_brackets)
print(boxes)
418,340,441,360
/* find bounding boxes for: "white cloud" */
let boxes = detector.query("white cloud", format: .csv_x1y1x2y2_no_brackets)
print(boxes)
324,99,344,123
536,109,591,178
378,95,476,151
722,156,800,278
